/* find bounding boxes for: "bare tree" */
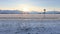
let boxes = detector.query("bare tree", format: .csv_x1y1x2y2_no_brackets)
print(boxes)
43,9,46,18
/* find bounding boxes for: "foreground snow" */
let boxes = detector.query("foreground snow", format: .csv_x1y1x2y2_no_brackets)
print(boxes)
0,19,60,34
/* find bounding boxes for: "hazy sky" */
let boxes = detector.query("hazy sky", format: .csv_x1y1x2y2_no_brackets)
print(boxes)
0,0,60,11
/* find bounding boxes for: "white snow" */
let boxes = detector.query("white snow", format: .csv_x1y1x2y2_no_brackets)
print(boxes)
0,19,60,34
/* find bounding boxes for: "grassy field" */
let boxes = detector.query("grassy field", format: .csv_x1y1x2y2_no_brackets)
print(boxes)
0,14,60,34
0,14,60,19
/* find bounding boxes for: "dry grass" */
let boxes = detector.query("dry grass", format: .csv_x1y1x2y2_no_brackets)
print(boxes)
0,14,60,20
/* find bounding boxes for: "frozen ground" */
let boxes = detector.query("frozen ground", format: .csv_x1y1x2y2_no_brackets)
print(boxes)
0,19,60,34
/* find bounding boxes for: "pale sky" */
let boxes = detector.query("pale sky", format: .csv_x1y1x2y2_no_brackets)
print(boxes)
0,0,60,12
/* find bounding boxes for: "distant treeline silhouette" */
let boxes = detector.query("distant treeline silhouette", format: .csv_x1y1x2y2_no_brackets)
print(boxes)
0,10,60,14
0,10,23,14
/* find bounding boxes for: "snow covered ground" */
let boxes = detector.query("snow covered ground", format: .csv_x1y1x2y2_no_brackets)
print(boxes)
0,19,60,34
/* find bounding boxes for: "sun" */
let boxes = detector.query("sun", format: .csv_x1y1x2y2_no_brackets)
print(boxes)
19,4,42,12
22,7,30,12
19,4,32,12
